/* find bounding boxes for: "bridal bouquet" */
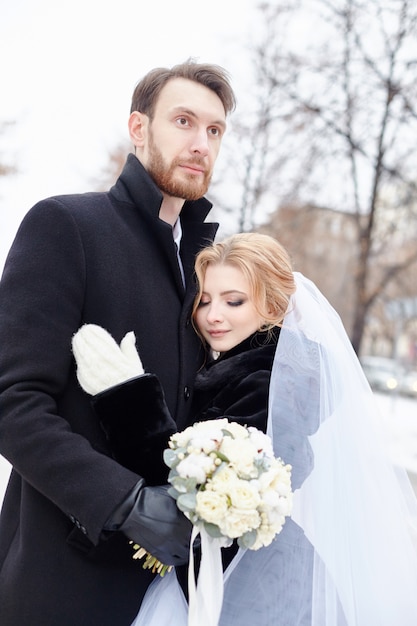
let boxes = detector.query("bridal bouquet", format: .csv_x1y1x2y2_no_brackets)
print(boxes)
164,417,293,551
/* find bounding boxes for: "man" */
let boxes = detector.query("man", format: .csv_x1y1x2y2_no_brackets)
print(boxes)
0,60,236,625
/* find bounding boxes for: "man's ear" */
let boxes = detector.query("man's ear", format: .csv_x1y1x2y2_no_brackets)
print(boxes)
128,111,148,148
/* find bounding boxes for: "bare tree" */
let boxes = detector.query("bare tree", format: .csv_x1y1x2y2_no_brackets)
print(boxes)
92,143,130,191
226,0,417,353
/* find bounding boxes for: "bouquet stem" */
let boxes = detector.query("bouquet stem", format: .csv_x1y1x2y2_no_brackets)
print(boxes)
129,541,173,577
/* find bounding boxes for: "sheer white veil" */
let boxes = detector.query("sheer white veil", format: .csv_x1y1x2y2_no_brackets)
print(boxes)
220,272,417,625
132,272,417,626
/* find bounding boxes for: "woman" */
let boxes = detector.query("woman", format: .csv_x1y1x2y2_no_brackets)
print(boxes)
73,233,417,626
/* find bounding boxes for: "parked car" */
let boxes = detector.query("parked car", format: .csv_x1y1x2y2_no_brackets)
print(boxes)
360,356,402,393
398,370,417,399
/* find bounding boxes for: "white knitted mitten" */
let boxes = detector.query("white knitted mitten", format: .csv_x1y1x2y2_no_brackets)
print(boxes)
72,324,144,395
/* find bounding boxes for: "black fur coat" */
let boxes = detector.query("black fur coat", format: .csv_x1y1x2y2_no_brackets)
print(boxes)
190,328,280,432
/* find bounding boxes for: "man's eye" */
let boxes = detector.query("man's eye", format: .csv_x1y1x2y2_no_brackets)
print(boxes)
177,117,189,126
209,127,221,137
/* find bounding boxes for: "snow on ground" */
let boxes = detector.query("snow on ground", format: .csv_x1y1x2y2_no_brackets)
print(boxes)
0,392,416,508
376,392,417,470
374,391,417,495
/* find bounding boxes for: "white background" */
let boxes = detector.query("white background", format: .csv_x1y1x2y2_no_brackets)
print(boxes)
0,0,258,268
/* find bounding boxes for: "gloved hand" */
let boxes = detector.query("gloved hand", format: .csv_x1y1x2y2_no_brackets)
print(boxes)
107,480,193,567
72,324,144,395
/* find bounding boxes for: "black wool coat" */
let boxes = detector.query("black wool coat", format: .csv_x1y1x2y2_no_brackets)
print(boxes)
0,154,218,626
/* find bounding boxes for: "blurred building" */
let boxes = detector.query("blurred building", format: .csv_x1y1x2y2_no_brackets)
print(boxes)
258,202,417,366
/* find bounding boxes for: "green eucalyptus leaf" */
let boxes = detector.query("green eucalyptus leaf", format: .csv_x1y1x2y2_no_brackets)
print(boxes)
169,475,189,493
203,522,222,538
237,529,257,549
177,492,197,512
163,448,177,468
167,486,178,500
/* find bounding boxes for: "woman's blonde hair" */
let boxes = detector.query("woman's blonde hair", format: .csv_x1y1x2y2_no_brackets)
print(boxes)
192,233,296,331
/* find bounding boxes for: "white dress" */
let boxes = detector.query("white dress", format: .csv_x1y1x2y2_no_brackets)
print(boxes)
131,273,417,626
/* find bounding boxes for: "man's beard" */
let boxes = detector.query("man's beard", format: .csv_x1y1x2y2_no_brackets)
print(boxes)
146,133,212,201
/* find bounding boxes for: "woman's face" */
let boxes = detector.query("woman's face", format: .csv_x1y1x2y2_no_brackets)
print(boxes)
194,263,264,354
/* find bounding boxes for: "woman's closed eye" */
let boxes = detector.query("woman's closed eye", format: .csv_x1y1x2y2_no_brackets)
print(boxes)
227,299,245,307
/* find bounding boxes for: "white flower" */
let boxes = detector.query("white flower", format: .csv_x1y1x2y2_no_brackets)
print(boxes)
228,479,261,510
176,452,215,484
209,466,239,494
259,489,281,510
276,493,293,516
259,460,292,494
166,419,292,550
195,490,229,525
223,420,249,440
220,437,259,478
219,506,261,538
250,525,278,550
188,435,218,455
248,427,274,457
171,425,196,449
187,419,230,454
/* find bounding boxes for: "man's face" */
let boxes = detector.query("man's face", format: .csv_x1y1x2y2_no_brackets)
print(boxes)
136,78,227,201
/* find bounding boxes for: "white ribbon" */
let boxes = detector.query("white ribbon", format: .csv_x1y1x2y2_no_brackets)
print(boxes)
187,525,224,626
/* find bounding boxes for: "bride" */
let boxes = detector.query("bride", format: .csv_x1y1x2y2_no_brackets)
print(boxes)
73,233,417,626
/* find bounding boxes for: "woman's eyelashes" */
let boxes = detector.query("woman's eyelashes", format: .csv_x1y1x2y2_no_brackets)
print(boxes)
197,298,246,308
227,299,245,307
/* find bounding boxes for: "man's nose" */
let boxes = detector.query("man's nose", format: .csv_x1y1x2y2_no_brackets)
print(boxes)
190,128,210,156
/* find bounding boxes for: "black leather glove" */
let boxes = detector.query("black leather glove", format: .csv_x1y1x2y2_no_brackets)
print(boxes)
105,479,193,567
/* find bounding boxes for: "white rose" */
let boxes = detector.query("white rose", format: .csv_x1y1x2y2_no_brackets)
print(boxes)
229,479,261,510
220,437,258,478
219,507,260,539
251,526,278,550
210,466,239,494
195,490,229,525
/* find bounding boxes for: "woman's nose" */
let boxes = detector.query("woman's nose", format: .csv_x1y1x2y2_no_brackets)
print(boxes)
206,304,223,323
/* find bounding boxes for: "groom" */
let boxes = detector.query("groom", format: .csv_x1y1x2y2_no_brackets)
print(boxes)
0,60,235,625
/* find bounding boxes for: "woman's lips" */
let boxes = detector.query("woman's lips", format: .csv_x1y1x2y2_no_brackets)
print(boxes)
208,330,228,337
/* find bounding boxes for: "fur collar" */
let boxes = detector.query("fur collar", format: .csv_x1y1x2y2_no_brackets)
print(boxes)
195,329,279,392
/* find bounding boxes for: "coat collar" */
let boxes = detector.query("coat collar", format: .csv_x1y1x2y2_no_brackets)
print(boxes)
110,153,214,223
110,154,218,299
195,328,280,391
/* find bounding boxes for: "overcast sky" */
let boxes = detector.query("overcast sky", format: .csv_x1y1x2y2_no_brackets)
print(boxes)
0,0,259,268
